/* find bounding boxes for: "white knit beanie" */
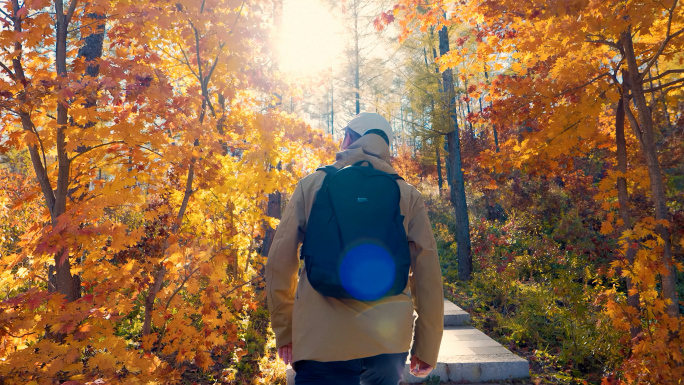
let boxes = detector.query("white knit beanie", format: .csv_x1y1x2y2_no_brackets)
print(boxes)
346,112,393,145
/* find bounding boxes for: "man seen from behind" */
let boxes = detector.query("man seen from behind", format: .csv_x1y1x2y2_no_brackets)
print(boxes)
266,112,444,385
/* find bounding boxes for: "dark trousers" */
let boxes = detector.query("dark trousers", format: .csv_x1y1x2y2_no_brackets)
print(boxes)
293,352,408,385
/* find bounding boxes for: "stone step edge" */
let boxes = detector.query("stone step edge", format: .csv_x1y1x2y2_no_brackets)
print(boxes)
402,354,529,383
287,355,529,384
443,298,470,326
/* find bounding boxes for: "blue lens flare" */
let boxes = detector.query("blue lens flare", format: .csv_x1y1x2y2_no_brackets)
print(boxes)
339,243,395,301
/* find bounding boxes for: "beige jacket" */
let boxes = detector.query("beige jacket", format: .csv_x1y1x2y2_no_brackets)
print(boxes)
265,135,444,367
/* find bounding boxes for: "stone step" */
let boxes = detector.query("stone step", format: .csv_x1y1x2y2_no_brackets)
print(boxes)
286,300,529,384
402,326,529,383
443,298,470,326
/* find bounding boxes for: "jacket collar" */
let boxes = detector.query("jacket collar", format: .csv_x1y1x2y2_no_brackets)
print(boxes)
332,134,394,174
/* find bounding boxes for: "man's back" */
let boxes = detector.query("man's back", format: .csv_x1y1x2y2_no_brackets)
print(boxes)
266,114,443,384
301,160,411,301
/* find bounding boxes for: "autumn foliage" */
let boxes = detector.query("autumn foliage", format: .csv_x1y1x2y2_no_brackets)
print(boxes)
388,0,684,383
1,0,683,383
0,0,333,383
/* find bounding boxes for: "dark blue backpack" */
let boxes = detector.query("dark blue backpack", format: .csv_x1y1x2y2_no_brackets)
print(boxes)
301,161,411,301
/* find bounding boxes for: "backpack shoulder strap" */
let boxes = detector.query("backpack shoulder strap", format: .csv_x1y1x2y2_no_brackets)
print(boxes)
315,165,339,186
301,166,339,261
316,165,339,174
313,165,340,197
318,163,403,181
349,160,404,181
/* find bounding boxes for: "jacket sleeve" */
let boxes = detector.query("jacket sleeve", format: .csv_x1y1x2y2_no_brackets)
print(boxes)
407,191,444,368
265,181,307,349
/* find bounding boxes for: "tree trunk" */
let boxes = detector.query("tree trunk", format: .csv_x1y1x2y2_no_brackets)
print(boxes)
143,13,230,334
262,163,283,258
78,13,106,77
654,61,672,130
261,191,282,258
483,65,499,152
74,12,106,150
621,30,679,317
464,90,475,143
50,0,78,302
423,45,443,192
436,141,443,192
615,98,641,338
493,124,499,153
51,7,106,302
11,0,73,295
439,26,472,281
444,138,452,192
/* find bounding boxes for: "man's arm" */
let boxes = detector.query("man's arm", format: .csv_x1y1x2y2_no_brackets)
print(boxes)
407,191,444,369
265,182,306,350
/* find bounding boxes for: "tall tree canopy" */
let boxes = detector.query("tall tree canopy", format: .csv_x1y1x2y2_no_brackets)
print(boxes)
0,0,333,382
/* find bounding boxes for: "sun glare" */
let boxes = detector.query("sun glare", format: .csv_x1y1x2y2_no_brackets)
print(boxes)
278,0,344,77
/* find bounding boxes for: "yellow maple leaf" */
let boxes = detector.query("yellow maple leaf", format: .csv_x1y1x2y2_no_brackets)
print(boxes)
600,221,614,235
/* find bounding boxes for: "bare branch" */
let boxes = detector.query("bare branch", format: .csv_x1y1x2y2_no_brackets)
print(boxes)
164,266,201,310
646,68,684,83
204,43,224,86
654,83,684,94
234,0,246,27
201,43,224,119
192,24,204,85
18,111,56,217
385,111,449,135
544,119,583,145
0,107,20,117
0,61,16,81
26,10,51,19
29,125,48,171
623,94,645,147
175,163,195,227
553,71,611,98
179,47,200,80
225,275,262,296
68,16,116,33
158,47,187,67
610,62,624,84
64,0,79,25
643,76,684,93
136,145,163,157
69,140,125,162
3,329,37,339
586,35,624,54
143,154,196,336
639,0,682,80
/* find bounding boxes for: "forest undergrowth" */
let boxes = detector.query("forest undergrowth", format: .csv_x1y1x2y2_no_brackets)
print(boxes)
420,166,684,384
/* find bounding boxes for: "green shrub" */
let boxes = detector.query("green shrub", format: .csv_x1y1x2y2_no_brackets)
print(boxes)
426,188,623,382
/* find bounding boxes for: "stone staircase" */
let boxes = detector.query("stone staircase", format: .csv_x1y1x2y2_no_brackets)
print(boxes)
287,299,529,384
